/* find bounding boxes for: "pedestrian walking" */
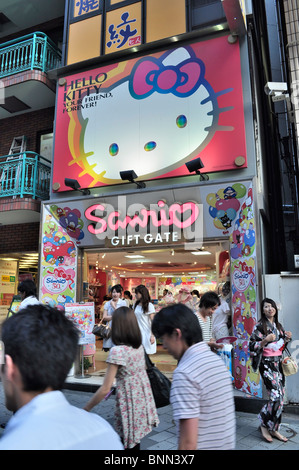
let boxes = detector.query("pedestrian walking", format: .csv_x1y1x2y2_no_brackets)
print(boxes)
17,279,40,310
195,291,222,351
249,297,292,443
152,303,236,450
102,284,126,351
134,284,156,355
84,306,159,450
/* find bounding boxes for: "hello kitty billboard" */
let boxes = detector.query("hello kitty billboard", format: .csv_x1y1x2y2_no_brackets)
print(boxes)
53,35,247,191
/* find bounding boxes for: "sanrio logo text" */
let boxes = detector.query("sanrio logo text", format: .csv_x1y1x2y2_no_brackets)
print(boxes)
44,275,68,294
233,269,250,292
84,196,203,247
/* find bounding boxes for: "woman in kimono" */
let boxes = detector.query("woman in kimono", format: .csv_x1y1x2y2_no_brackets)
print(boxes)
249,298,292,443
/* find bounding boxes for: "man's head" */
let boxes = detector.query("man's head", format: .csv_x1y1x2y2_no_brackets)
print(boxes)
17,279,37,300
152,303,202,360
0,304,79,412
199,291,220,317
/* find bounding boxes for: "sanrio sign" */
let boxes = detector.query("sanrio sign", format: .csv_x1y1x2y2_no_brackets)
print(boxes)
53,35,247,191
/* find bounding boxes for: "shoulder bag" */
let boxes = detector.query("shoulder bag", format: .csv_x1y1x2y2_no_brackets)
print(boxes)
282,345,298,376
92,320,111,339
144,350,171,408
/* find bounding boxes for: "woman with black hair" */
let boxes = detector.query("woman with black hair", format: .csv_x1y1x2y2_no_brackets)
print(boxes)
249,298,292,443
102,284,126,351
123,290,133,308
84,306,159,449
134,285,156,355
18,279,40,310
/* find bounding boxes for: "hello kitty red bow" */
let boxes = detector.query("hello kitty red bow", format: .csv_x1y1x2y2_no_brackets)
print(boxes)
130,57,204,98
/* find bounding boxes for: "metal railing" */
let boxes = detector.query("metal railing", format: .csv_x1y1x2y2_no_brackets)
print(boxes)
0,152,51,199
0,32,61,78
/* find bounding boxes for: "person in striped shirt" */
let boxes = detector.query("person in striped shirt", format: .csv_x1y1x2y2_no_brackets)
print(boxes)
195,291,223,352
152,303,236,450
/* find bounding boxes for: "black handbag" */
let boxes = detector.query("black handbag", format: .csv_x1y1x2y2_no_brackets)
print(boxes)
92,321,111,339
144,351,171,408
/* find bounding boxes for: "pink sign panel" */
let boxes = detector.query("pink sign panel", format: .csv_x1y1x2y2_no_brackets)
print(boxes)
53,35,247,191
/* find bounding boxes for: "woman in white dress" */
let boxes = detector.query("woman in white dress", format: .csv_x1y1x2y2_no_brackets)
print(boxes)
102,284,126,351
134,285,156,355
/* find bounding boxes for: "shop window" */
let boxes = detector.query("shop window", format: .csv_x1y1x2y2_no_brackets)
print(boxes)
190,0,226,29
146,0,186,43
38,132,53,162
66,0,226,64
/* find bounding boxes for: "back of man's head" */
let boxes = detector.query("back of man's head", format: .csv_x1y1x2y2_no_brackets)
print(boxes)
1,305,79,392
18,279,37,298
152,303,202,346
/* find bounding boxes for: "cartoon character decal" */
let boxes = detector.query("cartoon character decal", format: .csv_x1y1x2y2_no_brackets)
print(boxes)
229,184,262,397
206,182,261,396
80,47,230,181
206,183,247,233
53,36,247,190
50,205,84,242
40,211,77,309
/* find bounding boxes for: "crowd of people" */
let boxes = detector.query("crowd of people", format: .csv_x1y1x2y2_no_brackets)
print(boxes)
0,279,293,449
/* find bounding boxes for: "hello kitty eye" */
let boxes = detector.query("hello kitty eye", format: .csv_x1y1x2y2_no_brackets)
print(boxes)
144,141,156,151
109,143,119,156
176,115,187,128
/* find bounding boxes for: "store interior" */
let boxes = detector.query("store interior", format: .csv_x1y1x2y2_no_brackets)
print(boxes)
83,241,230,306
1,241,231,376
80,241,231,375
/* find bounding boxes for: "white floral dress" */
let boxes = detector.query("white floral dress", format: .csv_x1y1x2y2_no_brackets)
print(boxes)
107,345,159,448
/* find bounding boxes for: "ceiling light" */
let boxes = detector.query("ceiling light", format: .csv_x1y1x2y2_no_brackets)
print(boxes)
125,255,145,259
191,251,211,255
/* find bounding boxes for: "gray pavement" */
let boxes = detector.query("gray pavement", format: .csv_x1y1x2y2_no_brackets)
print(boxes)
0,383,299,450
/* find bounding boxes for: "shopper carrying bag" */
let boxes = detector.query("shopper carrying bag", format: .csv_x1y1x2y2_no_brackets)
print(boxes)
249,298,292,443
84,307,159,450
144,351,171,408
282,345,298,376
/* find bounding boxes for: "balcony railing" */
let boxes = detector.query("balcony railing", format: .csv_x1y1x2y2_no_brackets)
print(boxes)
0,152,51,200
0,32,61,78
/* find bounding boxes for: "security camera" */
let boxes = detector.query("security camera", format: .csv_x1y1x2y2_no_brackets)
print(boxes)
264,82,288,96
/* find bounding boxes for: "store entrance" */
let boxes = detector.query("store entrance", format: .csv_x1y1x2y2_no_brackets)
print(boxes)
81,241,231,374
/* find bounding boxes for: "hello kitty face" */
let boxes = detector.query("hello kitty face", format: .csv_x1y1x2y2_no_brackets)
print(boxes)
80,46,222,181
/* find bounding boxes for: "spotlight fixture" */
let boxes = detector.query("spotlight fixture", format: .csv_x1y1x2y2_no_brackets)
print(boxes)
120,170,146,189
64,178,90,195
185,157,209,181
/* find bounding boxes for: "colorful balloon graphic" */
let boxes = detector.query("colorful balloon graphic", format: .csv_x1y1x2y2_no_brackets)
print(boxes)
206,184,246,231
